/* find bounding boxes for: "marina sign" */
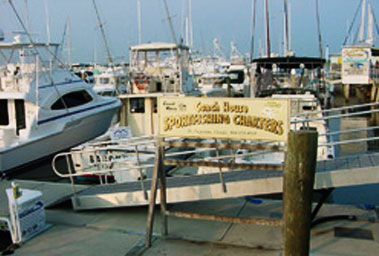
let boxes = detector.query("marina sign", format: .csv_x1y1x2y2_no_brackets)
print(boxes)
342,47,371,84
158,97,290,142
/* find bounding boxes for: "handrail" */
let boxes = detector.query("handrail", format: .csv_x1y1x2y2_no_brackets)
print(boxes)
292,101,379,117
292,108,379,123
319,136,379,147
52,151,154,178
52,101,379,186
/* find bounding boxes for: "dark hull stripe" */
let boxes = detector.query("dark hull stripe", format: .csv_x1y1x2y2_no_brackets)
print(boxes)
38,79,84,89
37,100,119,125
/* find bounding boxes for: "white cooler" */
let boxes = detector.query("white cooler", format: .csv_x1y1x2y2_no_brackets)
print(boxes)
5,187,46,243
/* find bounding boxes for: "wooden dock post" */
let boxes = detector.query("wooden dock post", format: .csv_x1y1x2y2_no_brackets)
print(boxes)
283,130,318,256
145,138,164,248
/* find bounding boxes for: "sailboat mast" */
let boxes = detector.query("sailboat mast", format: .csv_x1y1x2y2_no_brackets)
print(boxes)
189,0,193,48
367,3,373,45
185,17,189,46
283,0,289,56
358,0,366,43
67,18,72,67
250,0,256,61
264,0,271,58
92,0,114,66
44,0,51,44
315,0,323,58
24,0,30,32
137,0,142,44
162,0,178,45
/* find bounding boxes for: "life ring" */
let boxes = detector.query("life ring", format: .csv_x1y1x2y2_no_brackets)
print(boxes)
134,75,148,90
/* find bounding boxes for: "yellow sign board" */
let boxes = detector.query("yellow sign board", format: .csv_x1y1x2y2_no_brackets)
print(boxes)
158,97,290,142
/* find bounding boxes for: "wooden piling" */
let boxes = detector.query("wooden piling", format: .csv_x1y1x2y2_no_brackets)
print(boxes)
145,138,163,248
283,130,318,256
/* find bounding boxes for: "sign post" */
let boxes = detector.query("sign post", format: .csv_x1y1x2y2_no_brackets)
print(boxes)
283,130,318,255
144,96,321,251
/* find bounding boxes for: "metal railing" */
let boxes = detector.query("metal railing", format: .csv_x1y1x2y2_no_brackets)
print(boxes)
52,100,379,198
292,101,379,152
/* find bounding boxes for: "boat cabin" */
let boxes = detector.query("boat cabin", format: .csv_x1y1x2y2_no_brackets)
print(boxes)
129,42,196,94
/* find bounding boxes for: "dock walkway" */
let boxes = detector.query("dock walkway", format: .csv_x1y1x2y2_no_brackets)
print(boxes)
71,151,379,210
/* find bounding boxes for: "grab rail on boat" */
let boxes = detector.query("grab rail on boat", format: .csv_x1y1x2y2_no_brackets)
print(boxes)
52,151,155,179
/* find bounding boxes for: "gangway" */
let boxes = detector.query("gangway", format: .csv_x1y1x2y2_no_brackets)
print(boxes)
65,151,379,210
51,102,379,211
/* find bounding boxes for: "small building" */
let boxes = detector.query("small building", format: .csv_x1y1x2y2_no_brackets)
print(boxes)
342,46,379,85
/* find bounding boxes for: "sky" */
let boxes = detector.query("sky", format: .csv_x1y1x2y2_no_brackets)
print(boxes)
1,0,378,64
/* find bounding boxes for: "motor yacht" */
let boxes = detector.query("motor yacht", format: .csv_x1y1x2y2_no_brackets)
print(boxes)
0,36,120,174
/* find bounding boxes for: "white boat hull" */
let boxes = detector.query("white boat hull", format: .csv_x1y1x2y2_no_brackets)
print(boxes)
0,107,117,173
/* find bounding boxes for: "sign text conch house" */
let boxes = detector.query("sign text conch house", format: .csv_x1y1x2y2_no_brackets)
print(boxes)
158,97,290,142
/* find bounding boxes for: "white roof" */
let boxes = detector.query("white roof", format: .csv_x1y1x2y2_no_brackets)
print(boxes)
0,42,59,49
130,42,188,51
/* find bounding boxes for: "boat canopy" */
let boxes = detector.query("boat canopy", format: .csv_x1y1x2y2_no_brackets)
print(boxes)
130,42,189,52
252,56,325,70
0,42,59,49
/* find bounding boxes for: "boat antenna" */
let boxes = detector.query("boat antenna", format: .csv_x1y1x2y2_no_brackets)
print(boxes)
283,0,289,56
315,0,323,58
8,0,72,110
370,4,379,40
24,0,30,31
162,0,178,45
250,0,256,61
8,0,55,83
137,0,142,44
44,0,51,44
59,17,72,67
8,0,75,74
189,0,193,48
367,3,373,45
264,0,271,58
92,0,114,66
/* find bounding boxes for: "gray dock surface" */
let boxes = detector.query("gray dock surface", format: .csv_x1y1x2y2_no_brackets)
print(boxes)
3,197,379,256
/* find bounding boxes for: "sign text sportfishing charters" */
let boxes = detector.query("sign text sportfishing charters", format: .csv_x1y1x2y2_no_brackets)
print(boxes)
163,101,284,136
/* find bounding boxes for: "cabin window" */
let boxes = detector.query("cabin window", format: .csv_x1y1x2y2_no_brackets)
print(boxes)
130,98,145,113
15,99,26,135
228,70,245,84
0,99,9,125
153,98,157,113
156,82,162,92
51,90,93,110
